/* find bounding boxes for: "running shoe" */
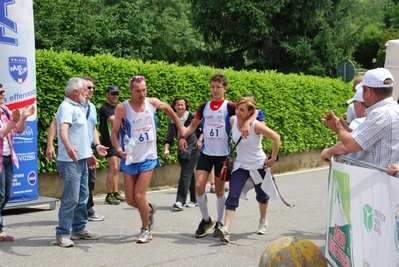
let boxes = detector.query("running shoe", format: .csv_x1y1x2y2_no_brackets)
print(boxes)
185,202,198,208
210,185,216,194
173,201,184,211
70,230,99,240
114,193,125,202
104,194,121,205
56,237,74,247
213,221,224,237
219,226,230,243
0,232,14,242
88,213,105,222
257,219,268,235
195,217,214,238
137,228,153,243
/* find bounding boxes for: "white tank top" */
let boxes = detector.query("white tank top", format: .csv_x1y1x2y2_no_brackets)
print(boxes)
202,100,230,156
232,118,266,164
124,99,157,162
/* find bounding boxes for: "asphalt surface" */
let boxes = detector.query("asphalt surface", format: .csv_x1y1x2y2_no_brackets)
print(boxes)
0,167,330,267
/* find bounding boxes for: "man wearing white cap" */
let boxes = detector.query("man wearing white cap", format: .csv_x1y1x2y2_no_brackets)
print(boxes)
322,68,399,167
347,85,367,130
345,76,363,124
321,87,367,160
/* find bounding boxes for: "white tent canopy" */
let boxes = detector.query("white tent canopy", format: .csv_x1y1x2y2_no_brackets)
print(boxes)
385,39,399,101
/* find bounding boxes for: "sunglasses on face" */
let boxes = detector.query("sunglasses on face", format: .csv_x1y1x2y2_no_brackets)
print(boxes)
87,86,95,90
111,92,119,96
0,90,4,95
130,76,146,82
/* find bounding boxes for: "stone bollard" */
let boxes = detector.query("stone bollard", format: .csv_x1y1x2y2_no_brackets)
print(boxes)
259,236,328,267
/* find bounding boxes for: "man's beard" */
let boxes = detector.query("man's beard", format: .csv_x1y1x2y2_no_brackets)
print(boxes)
79,94,86,105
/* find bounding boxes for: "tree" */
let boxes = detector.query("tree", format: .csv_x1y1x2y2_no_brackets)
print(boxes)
190,0,361,77
352,0,399,69
33,0,203,64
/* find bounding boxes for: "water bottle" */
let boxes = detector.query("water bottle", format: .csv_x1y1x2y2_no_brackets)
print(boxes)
125,137,137,165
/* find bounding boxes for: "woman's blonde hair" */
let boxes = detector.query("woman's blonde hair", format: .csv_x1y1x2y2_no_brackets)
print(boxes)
236,97,256,116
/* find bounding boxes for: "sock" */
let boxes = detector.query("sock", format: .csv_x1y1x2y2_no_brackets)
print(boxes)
216,194,226,222
197,194,209,220
113,192,119,196
107,193,112,197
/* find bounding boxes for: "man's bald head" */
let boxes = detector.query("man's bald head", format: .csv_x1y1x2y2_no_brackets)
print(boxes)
352,76,363,92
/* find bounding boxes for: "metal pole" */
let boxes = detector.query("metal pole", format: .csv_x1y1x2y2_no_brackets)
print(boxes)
334,155,399,178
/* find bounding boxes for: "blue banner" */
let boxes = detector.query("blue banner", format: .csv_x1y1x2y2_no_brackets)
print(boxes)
0,0,38,202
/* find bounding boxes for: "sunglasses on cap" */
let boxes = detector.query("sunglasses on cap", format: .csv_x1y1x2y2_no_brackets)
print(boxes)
130,76,145,82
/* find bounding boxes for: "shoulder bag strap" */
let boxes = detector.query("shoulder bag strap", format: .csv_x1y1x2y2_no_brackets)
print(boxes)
86,104,90,119
231,136,242,153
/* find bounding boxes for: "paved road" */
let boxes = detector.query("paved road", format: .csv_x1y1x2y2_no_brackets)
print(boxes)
0,167,330,267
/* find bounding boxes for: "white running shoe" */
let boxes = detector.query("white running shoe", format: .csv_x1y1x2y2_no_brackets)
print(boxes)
257,219,268,235
173,201,184,211
219,226,230,243
137,228,153,243
185,202,198,208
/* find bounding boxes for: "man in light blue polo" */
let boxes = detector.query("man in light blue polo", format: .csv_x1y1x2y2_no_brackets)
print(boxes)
55,77,107,248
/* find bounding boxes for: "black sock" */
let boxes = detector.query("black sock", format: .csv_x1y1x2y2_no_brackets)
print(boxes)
113,192,119,196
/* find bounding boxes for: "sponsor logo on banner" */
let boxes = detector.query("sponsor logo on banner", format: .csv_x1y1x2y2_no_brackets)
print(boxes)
9,56,28,84
27,171,37,186
0,0,18,46
17,152,36,162
327,170,353,267
14,125,34,144
363,204,373,233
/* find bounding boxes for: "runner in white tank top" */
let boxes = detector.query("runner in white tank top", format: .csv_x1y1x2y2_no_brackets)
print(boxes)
178,73,258,238
217,97,280,243
110,75,188,244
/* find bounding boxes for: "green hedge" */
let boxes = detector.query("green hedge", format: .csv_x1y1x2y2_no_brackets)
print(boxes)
37,49,351,173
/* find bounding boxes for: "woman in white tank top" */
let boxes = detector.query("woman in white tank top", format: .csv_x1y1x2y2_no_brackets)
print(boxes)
217,97,280,243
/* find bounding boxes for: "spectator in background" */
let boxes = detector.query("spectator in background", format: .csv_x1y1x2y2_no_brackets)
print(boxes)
54,77,107,247
47,76,105,222
321,84,367,162
208,167,216,193
244,93,265,123
99,85,124,205
163,96,201,211
345,76,363,124
322,68,399,168
0,83,35,242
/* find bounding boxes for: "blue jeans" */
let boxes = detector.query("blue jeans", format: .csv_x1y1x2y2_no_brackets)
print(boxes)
0,156,13,232
55,159,89,238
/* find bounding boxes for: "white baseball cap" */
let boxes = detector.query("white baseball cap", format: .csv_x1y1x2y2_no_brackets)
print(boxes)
363,68,394,88
347,88,364,104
